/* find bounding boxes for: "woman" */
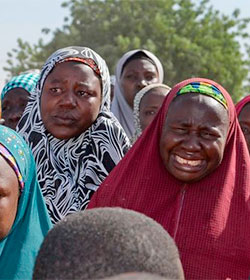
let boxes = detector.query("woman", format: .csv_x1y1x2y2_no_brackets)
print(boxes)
1,72,40,130
0,125,52,279
88,78,250,279
17,46,130,224
111,49,164,138
132,83,171,143
235,95,250,153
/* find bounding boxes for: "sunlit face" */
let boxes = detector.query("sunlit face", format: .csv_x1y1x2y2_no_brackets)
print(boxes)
0,155,20,239
139,88,167,131
2,88,29,130
238,103,250,153
159,94,229,183
41,61,102,140
120,59,160,108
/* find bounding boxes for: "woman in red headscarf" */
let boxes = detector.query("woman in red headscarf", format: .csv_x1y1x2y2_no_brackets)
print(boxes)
236,95,250,153
88,78,250,279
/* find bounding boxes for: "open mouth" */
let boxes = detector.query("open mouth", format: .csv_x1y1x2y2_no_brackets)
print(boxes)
175,155,202,167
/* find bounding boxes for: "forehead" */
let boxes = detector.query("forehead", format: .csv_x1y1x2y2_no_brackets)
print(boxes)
46,61,100,83
140,90,166,107
166,93,229,124
0,154,17,181
3,88,29,100
123,58,157,72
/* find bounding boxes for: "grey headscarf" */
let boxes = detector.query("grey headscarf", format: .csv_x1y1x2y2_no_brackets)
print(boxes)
17,46,130,224
111,49,164,138
132,83,171,143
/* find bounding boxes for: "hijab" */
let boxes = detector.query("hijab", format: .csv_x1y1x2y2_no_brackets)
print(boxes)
111,49,164,138
17,46,130,224
0,125,52,280
132,83,171,142
88,78,250,279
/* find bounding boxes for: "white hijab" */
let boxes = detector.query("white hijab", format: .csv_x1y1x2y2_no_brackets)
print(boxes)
111,49,164,138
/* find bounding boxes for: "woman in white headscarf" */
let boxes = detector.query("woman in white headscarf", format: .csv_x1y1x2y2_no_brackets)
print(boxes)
111,49,164,138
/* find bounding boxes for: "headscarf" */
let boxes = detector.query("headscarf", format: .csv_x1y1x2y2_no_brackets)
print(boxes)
0,125,52,280
17,46,130,224
132,83,171,142
111,49,164,138
1,72,40,100
235,95,250,115
88,78,250,279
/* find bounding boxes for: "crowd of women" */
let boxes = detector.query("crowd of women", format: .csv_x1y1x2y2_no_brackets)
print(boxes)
0,45,250,279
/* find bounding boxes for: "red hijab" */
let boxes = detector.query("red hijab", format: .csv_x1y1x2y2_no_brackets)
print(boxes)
88,78,250,279
235,95,250,115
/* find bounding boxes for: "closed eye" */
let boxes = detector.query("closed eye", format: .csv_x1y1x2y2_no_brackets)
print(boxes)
200,130,218,139
171,127,188,134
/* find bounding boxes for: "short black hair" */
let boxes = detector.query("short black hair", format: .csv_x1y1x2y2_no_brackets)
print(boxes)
100,272,168,280
33,207,184,279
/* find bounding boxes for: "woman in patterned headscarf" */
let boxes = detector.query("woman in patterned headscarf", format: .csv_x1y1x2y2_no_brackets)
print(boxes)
0,125,52,279
17,46,130,224
88,78,250,279
111,49,164,138
1,72,40,130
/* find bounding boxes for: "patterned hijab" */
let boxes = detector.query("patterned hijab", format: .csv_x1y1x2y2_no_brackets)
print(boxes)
17,46,130,224
88,78,250,279
132,83,171,142
0,125,52,280
111,49,164,138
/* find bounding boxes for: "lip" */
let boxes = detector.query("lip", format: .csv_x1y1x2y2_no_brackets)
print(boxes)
53,115,76,125
171,154,205,173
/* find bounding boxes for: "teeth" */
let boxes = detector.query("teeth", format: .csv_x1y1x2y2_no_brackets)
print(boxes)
175,155,202,167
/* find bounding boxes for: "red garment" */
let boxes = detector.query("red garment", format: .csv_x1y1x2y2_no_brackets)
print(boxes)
88,78,250,279
235,95,250,115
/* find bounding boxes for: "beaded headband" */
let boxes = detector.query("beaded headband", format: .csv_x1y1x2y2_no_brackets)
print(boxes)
177,82,228,109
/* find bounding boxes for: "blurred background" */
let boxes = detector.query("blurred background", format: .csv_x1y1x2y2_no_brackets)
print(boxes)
1,0,249,101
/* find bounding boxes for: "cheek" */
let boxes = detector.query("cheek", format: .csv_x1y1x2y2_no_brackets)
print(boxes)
0,193,19,239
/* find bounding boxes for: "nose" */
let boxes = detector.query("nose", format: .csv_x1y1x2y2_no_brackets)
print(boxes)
182,133,201,152
136,79,148,90
59,91,77,108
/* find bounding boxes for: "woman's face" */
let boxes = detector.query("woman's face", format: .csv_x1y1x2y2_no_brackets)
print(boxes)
238,103,250,153
159,94,229,183
0,155,19,239
2,88,30,130
41,61,102,140
120,58,160,108
139,88,167,131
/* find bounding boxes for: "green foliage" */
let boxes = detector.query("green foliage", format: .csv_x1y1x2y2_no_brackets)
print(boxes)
4,0,250,102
